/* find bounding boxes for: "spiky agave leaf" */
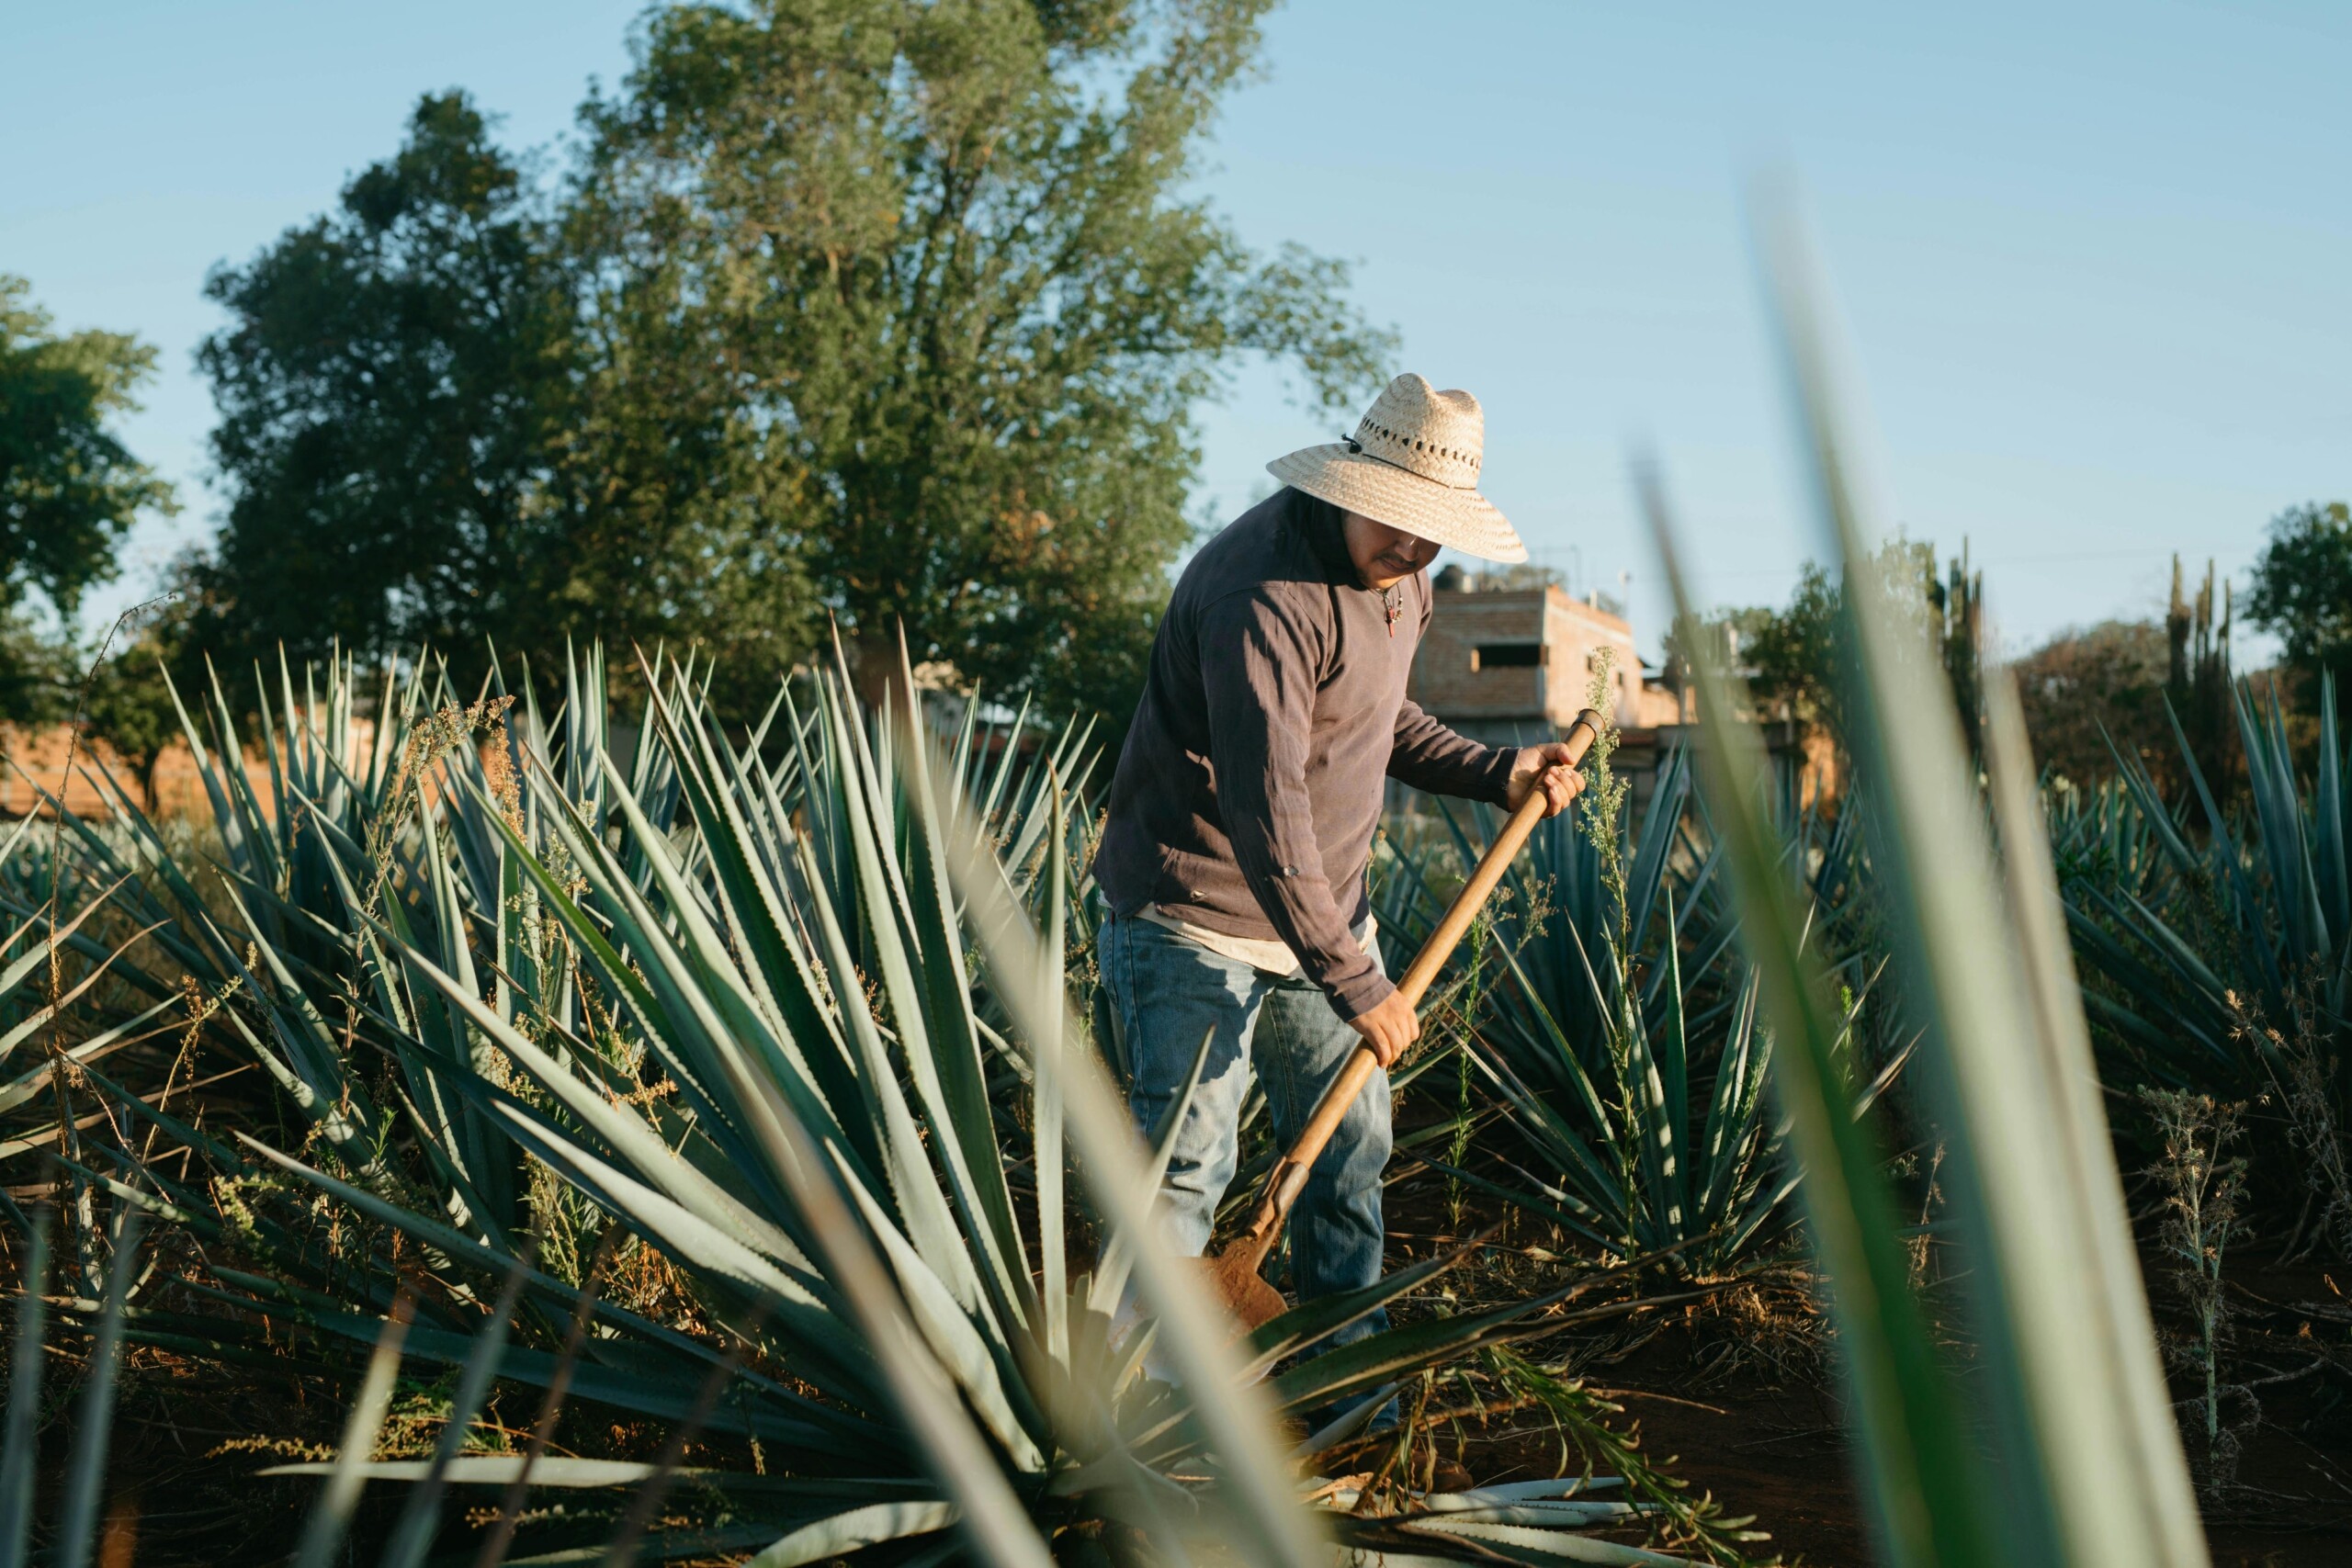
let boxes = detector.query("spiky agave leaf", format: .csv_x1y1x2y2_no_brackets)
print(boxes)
1637,186,2202,1568
1646,463,2000,1567
0,841,178,1177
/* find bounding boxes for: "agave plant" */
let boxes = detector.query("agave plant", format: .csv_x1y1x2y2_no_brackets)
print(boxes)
2063,678,2352,1106
2052,676,2352,1258
0,807,187,1300
1384,728,1901,1277
27,643,1754,1565
0,827,134,1115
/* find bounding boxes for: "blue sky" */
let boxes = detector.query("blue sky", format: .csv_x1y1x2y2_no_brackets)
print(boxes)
10,0,2346,664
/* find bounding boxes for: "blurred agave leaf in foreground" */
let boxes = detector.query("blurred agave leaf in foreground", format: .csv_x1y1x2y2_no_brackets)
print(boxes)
1637,189,2204,1568
1648,468,1997,1568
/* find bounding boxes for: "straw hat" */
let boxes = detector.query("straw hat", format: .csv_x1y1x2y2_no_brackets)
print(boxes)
1266,373,1526,563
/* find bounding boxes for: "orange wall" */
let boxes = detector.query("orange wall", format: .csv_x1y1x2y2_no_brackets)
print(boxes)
2,726,302,823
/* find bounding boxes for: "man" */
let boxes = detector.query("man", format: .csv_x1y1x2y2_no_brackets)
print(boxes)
1093,372,1586,1370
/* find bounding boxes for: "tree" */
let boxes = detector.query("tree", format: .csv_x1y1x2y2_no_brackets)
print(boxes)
0,614,78,729
2245,501,2352,718
2004,558,2245,804
0,276,175,721
1741,562,1839,728
189,4,1391,726
566,0,1388,716
2012,619,2171,786
189,94,587,688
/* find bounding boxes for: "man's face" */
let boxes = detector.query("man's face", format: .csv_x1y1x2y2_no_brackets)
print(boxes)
1342,512,1442,590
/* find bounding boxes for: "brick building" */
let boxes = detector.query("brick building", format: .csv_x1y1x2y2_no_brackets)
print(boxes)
1399,570,1837,817
1408,573,1679,747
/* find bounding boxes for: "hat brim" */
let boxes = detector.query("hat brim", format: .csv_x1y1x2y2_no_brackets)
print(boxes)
1265,446,1528,564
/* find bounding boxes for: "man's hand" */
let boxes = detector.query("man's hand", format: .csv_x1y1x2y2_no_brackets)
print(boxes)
1507,740,1589,818
1347,990,1419,1067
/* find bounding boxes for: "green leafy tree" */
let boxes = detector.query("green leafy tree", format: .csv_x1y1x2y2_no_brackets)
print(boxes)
189,94,588,687
0,276,175,721
1743,561,1841,728
2012,619,2171,785
0,613,78,728
565,0,1388,715
2008,559,2240,802
190,3,1390,725
79,630,187,814
2245,501,2352,718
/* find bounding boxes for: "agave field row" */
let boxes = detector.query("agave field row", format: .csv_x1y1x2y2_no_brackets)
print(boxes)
0,230,2293,1567
0,641,1779,1567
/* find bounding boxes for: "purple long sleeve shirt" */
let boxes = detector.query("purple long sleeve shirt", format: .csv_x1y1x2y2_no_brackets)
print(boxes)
1092,489,1519,1021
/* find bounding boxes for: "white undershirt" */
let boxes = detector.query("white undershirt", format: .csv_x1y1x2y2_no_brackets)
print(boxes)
1137,905,1379,976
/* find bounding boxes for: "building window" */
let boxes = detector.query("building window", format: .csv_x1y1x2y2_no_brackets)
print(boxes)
1472,642,1544,671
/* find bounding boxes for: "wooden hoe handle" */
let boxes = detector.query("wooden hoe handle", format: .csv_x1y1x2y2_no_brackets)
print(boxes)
1243,708,1606,1235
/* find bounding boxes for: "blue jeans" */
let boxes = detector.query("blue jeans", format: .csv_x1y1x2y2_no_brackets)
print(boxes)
1099,913,1393,1357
